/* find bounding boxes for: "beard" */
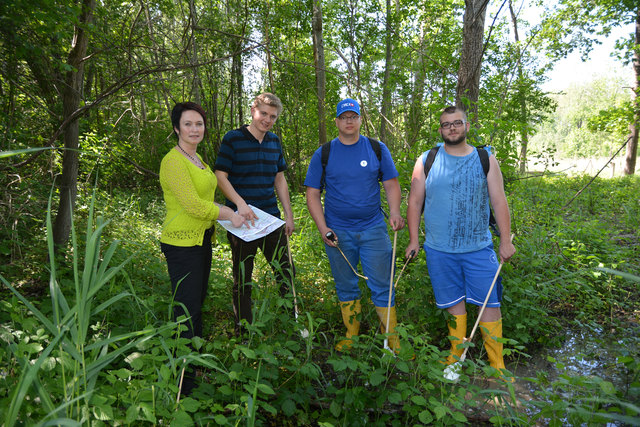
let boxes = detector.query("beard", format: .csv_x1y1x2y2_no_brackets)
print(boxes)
442,130,467,146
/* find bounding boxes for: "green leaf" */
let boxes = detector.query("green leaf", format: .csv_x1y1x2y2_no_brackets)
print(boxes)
171,410,193,426
92,404,113,421
452,411,467,422
369,370,386,386
112,368,132,379
281,398,297,416
410,395,427,406
599,380,615,395
388,392,402,404
330,400,341,417
257,383,275,395
434,405,447,419
125,406,139,423
240,347,256,358
418,409,433,424
180,396,200,412
218,385,233,395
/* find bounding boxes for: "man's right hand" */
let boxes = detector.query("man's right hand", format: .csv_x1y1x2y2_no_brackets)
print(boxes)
323,229,338,247
237,203,258,227
405,242,419,260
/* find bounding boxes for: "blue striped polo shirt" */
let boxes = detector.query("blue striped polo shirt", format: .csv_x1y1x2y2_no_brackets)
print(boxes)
215,125,287,218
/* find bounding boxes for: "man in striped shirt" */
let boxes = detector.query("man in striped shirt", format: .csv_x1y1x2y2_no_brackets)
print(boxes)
215,93,295,335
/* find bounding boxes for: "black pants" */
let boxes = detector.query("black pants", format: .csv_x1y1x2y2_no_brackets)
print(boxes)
161,227,213,395
228,225,294,332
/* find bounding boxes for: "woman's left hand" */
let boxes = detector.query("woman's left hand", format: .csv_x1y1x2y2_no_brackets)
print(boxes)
230,212,248,228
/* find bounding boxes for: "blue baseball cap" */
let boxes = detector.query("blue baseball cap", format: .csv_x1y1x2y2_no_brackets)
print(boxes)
336,98,360,117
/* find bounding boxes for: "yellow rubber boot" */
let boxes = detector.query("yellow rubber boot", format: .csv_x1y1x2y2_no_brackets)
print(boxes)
335,300,361,351
375,306,399,352
480,319,513,381
446,313,467,365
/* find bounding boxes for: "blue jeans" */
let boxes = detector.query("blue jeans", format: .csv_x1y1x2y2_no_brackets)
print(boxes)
325,223,394,307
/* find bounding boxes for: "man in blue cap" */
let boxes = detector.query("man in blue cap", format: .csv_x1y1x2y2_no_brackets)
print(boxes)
304,98,405,352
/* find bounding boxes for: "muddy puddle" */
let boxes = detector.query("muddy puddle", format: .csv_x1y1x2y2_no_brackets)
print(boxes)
503,322,640,424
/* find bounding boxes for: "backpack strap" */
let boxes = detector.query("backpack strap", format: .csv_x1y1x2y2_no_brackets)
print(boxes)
320,137,383,192
422,146,440,178
475,145,490,176
475,145,500,236
367,137,383,182
421,144,500,236
319,141,331,191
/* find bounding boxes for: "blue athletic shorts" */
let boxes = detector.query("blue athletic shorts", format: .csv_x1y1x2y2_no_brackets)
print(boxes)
424,243,502,309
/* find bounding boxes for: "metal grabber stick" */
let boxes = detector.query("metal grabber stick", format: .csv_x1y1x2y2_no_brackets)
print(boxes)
325,231,368,280
383,231,398,351
286,234,309,338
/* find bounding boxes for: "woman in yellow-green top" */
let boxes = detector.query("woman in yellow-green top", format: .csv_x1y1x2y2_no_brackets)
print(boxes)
159,102,246,396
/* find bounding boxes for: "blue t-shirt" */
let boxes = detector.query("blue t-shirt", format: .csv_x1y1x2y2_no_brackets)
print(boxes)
304,136,399,231
424,146,492,253
215,125,287,218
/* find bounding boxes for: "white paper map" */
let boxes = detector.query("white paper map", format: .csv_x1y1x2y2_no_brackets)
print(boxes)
217,204,285,242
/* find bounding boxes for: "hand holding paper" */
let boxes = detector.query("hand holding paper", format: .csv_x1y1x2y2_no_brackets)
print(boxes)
217,205,285,242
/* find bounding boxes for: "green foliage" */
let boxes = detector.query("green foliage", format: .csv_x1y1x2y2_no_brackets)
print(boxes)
2,171,639,424
530,75,634,158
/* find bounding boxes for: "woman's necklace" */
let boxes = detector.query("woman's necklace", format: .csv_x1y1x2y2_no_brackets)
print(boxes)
177,143,204,169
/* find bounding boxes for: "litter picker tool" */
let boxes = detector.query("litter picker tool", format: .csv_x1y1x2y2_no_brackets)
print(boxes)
383,231,398,351
444,234,514,382
287,234,309,338
394,249,416,290
325,231,368,280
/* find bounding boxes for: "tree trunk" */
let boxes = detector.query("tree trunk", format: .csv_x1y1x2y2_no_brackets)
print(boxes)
53,0,95,248
509,0,529,174
188,0,202,104
624,6,639,175
456,0,488,121
407,24,428,148
379,0,393,144
312,0,327,146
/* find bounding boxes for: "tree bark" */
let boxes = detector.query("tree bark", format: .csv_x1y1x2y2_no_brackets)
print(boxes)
407,24,428,148
379,0,393,144
624,5,639,175
456,0,488,121
509,0,529,174
188,0,202,105
312,0,327,146
52,0,95,248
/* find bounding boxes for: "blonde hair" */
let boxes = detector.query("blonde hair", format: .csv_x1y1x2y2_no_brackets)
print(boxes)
252,92,283,115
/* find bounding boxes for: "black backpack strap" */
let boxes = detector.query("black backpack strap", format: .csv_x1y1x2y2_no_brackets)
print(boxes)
475,145,490,176
476,145,500,236
319,141,331,192
367,137,383,182
422,147,439,178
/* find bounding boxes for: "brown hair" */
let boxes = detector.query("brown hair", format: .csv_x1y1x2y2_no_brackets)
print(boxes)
171,102,207,138
252,93,283,115
440,106,467,122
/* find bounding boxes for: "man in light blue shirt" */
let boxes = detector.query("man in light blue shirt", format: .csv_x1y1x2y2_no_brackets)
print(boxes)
405,106,516,378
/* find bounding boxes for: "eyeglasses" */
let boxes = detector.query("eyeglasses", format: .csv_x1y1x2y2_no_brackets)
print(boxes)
440,120,465,129
338,115,360,122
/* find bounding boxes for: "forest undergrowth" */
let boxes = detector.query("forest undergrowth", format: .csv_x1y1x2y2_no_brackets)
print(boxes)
0,169,639,426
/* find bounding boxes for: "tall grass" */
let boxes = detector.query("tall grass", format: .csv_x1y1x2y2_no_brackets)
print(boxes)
1,188,177,425
0,170,638,424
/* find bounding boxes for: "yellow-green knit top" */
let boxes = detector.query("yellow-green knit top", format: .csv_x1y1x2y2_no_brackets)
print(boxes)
159,148,220,246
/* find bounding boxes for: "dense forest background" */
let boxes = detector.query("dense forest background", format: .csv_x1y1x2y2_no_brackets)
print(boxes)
1,0,639,425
